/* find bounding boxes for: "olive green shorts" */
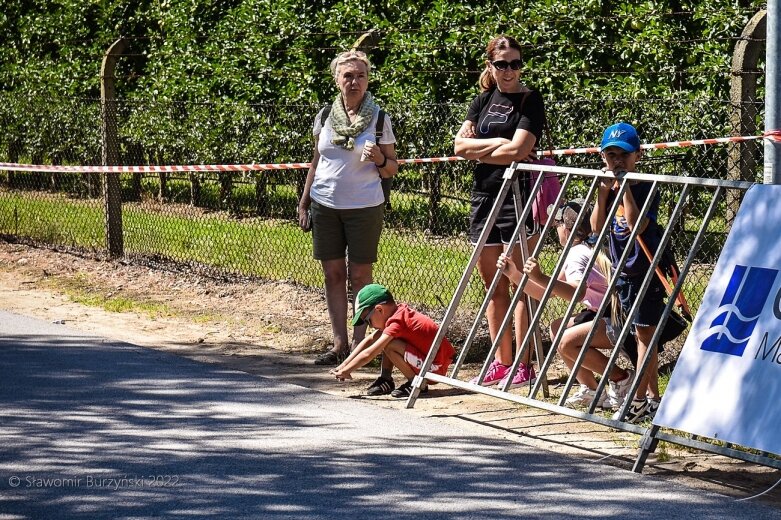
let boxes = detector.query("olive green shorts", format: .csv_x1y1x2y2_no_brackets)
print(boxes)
311,201,385,263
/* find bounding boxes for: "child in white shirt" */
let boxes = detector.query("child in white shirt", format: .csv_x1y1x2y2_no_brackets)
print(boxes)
497,199,634,410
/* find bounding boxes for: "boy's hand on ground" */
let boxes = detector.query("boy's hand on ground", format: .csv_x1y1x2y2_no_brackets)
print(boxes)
333,369,352,381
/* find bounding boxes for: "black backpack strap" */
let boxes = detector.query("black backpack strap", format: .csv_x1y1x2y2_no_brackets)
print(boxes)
375,109,385,139
319,106,331,128
375,109,392,209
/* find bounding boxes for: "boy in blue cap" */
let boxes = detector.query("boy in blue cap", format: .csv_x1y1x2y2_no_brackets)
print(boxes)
331,283,456,398
590,122,664,423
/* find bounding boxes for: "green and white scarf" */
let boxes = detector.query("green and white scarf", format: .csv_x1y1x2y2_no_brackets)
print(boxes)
330,92,378,150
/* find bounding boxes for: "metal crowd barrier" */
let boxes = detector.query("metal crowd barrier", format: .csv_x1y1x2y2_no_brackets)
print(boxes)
404,161,780,473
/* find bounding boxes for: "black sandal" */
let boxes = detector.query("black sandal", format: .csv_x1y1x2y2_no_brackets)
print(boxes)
366,376,395,396
390,380,428,398
314,349,347,366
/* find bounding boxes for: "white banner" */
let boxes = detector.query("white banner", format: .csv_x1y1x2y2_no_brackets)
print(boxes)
654,184,781,456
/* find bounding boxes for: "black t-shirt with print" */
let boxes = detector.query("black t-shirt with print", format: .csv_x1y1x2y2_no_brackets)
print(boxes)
606,181,664,277
466,88,546,196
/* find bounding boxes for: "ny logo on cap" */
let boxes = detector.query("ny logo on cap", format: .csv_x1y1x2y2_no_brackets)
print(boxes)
609,129,626,139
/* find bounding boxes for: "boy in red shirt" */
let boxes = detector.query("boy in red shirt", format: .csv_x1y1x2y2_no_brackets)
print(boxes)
331,283,456,398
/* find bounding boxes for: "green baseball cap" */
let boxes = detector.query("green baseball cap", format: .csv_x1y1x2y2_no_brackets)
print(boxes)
352,283,392,326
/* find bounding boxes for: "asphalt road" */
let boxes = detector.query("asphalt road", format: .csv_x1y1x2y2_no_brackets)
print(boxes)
0,310,778,519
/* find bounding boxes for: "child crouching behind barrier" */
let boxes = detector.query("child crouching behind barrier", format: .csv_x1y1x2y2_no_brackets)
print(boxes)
497,199,635,411
331,283,456,399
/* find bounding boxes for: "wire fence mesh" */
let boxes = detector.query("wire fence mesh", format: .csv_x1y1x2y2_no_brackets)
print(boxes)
0,94,765,357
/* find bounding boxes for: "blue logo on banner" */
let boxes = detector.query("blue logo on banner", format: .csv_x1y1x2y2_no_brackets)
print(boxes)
701,265,779,357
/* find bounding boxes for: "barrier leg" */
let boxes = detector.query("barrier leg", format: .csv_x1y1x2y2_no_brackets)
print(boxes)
632,424,660,473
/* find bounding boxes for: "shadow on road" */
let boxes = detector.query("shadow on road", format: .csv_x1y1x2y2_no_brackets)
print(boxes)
1,332,778,519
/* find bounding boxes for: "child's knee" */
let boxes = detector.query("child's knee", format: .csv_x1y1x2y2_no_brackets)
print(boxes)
383,339,406,355
557,333,578,356
635,324,657,346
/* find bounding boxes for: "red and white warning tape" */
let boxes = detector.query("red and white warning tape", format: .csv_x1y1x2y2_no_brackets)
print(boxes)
541,133,772,156
0,157,470,173
0,132,777,174
0,162,314,173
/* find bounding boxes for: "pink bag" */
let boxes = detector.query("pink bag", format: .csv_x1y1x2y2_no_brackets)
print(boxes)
529,157,561,225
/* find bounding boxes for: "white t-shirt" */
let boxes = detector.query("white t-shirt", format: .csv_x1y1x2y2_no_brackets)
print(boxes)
311,107,396,210
563,243,608,311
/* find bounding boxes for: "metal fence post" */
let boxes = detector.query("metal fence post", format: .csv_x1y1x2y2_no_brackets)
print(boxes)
766,0,781,184
728,9,766,219
101,38,127,258
427,163,442,233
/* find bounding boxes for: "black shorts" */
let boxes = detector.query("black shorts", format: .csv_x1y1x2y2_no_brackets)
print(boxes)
616,275,667,330
468,190,536,245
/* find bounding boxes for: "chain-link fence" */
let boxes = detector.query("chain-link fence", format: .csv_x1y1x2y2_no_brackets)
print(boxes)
0,94,765,352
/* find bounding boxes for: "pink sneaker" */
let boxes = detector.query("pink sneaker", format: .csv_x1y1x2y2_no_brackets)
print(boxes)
469,360,511,386
500,363,537,389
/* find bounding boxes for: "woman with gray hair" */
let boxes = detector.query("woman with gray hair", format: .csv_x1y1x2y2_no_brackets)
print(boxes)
298,50,398,380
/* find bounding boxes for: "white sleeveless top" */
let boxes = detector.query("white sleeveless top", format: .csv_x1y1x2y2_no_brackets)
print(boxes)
310,107,396,210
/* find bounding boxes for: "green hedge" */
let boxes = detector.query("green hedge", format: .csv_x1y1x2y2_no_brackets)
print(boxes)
0,1,765,103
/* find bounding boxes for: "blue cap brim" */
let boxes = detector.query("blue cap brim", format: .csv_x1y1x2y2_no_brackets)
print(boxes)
600,140,638,153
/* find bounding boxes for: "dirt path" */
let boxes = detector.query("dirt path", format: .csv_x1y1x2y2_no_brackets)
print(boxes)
0,240,779,505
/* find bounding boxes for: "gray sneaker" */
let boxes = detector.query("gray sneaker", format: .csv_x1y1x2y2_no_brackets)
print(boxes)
606,369,634,411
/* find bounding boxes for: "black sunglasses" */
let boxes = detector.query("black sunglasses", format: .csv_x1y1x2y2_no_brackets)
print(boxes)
358,301,387,326
491,59,523,71
360,306,376,326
